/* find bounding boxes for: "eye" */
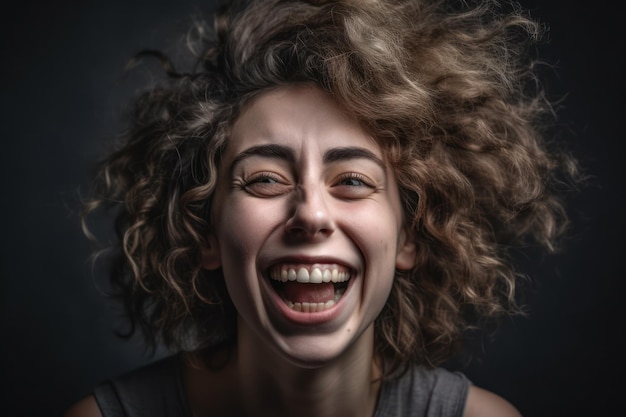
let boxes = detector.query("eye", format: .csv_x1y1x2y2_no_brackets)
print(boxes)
337,173,371,187
250,174,279,184
242,171,293,197
339,176,367,187
332,172,376,199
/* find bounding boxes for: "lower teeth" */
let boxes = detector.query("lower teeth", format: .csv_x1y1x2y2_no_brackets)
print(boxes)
287,300,335,312
284,289,345,312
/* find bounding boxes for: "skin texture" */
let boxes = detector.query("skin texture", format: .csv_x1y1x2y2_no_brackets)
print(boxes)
64,85,522,417
202,84,416,367
199,84,415,416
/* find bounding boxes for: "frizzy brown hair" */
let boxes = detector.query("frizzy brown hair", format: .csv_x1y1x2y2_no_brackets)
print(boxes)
83,0,577,370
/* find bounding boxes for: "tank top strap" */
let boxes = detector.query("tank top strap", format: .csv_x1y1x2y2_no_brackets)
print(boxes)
93,355,191,417
375,366,470,417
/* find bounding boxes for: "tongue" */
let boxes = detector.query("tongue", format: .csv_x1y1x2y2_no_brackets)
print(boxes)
283,282,335,303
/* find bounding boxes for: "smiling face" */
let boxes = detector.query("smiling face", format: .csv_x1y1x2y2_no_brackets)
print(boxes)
202,84,415,366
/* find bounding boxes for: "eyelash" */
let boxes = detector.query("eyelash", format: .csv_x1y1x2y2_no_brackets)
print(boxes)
243,171,284,186
336,172,373,187
237,171,375,200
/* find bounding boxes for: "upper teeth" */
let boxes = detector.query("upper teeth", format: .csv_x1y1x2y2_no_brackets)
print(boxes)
271,265,350,284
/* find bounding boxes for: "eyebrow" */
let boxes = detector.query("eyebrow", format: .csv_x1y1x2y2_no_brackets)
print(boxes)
323,147,385,169
230,144,296,174
229,144,385,173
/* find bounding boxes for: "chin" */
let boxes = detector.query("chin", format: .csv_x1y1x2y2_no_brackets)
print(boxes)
264,318,375,369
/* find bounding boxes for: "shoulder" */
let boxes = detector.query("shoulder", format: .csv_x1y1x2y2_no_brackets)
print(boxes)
463,386,522,417
62,355,181,417
64,395,103,417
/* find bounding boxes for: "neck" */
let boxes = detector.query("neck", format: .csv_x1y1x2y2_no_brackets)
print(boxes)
184,320,383,417
236,324,382,417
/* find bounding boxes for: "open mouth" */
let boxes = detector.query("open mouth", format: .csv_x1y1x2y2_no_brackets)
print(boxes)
269,264,351,313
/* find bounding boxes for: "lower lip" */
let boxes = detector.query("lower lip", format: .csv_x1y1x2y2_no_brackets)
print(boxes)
263,277,354,325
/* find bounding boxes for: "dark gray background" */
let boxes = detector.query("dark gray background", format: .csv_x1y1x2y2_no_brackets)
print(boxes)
2,1,623,416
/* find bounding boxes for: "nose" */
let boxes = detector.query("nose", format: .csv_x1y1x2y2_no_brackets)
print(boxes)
285,184,335,240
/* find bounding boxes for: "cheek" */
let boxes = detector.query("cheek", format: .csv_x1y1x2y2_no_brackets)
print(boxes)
217,198,275,254
215,201,267,310
346,205,400,293
214,198,288,302
347,204,401,259
219,216,254,258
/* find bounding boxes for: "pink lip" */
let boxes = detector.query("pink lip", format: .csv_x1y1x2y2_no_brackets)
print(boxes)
264,255,354,270
263,278,354,325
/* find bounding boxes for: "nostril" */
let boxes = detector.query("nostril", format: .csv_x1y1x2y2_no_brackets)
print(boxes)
285,209,334,238
285,187,335,238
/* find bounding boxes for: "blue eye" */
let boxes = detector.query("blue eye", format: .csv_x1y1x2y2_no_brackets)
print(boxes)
340,177,365,186
331,172,377,199
242,172,292,197
253,176,278,184
337,173,370,187
244,172,281,185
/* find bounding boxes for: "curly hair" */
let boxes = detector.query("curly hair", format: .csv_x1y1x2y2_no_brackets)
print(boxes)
83,0,576,370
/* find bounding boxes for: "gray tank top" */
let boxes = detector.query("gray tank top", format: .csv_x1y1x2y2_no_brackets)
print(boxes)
94,355,470,417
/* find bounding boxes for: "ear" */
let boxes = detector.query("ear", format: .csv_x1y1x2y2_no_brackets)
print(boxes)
200,232,221,270
395,229,416,271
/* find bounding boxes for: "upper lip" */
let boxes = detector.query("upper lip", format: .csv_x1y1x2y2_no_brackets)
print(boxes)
263,255,356,273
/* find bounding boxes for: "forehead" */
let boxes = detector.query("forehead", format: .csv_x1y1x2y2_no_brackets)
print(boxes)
224,84,383,159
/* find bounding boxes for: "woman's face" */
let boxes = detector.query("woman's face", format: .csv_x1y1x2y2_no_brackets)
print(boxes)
204,84,415,366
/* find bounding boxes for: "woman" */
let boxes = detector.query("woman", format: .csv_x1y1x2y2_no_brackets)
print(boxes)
67,0,576,415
